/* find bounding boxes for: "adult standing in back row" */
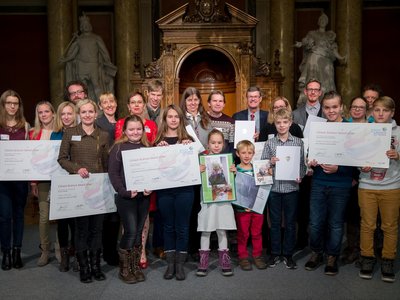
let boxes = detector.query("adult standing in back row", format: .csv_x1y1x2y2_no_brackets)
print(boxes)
233,86,268,142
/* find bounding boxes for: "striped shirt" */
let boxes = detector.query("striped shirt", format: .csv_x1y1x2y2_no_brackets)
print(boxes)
261,133,306,193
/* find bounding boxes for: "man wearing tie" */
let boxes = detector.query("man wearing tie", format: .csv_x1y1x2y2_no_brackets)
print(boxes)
232,86,268,142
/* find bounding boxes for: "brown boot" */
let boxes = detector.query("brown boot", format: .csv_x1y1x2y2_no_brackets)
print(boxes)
131,246,145,282
118,248,137,284
59,247,70,272
37,244,50,267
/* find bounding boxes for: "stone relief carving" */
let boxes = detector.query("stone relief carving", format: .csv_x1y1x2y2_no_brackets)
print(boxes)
183,0,231,23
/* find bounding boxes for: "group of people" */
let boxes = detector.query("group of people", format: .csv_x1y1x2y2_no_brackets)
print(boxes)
0,77,398,286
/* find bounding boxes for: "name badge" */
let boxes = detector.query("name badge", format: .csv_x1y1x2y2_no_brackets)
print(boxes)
145,126,150,133
0,134,10,140
71,135,81,141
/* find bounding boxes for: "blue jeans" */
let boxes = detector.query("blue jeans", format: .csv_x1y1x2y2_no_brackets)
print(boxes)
0,181,28,251
157,186,194,252
309,183,351,256
269,191,299,256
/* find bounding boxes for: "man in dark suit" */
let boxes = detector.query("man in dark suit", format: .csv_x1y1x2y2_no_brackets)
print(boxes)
232,86,268,142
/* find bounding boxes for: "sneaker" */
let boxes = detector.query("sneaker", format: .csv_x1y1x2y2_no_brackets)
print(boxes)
267,255,281,268
358,256,376,279
381,258,395,283
283,256,297,269
239,258,252,271
324,255,338,276
305,252,323,271
253,256,267,270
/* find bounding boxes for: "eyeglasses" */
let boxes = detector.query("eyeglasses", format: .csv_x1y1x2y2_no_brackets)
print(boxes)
306,88,321,93
69,90,85,97
273,105,286,110
5,101,19,107
350,106,366,111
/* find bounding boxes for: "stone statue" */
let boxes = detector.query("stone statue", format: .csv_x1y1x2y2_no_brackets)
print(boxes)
295,13,346,105
60,14,117,102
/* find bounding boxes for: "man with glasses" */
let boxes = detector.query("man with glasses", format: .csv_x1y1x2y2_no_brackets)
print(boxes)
292,78,325,251
64,80,88,104
293,78,324,129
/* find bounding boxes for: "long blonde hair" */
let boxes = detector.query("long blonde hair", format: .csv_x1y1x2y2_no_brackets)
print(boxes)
31,101,56,139
154,104,194,144
54,101,77,132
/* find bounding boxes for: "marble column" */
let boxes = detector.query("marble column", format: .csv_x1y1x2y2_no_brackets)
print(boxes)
335,0,362,106
115,0,139,117
47,0,73,107
270,0,295,104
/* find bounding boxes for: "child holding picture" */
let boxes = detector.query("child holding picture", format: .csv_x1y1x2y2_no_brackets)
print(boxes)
108,115,152,284
197,129,236,276
261,109,306,269
233,140,267,271
358,96,400,283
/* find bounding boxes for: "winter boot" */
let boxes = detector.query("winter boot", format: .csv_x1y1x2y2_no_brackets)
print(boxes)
76,250,92,283
196,249,210,276
89,249,106,281
37,244,50,267
163,250,176,280
132,246,145,282
1,250,12,271
118,248,137,284
175,251,187,281
218,249,233,276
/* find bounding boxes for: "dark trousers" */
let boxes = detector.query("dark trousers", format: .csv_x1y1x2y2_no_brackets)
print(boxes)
0,181,28,251
57,218,75,248
116,194,150,250
75,214,104,252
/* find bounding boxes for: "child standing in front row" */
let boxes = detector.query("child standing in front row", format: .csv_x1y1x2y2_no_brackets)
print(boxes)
197,129,236,277
261,109,306,269
234,140,267,271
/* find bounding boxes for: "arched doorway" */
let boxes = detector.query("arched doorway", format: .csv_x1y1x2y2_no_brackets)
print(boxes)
178,48,237,116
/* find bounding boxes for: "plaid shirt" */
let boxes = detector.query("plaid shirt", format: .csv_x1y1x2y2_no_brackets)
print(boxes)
261,133,306,193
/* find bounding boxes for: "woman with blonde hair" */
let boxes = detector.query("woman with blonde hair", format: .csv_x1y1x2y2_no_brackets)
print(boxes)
29,101,56,267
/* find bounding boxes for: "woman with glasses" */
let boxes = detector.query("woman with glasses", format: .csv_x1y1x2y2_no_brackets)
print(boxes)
0,90,30,270
259,96,303,142
347,97,369,123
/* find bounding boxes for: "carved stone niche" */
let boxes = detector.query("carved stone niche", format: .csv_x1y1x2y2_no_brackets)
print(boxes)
131,1,283,114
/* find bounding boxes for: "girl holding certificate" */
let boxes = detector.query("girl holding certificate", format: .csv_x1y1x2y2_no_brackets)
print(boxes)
0,90,30,270
58,99,109,284
51,101,77,272
154,104,194,281
29,101,56,267
115,91,157,269
108,115,152,284
358,96,400,283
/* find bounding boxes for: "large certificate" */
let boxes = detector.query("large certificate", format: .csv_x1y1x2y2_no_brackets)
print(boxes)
122,144,201,191
308,122,391,168
275,146,301,180
0,140,68,181
49,173,116,220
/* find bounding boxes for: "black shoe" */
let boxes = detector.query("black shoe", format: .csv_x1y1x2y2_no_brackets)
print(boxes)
283,256,297,269
324,255,338,276
267,255,281,268
305,252,323,271
76,251,92,283
1,250,12,271
381,258,395,283
12,247,23,269
90,249,106,281
358,256,376,279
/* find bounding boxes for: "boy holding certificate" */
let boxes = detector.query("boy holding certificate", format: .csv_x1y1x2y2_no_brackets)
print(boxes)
261,109,306,269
